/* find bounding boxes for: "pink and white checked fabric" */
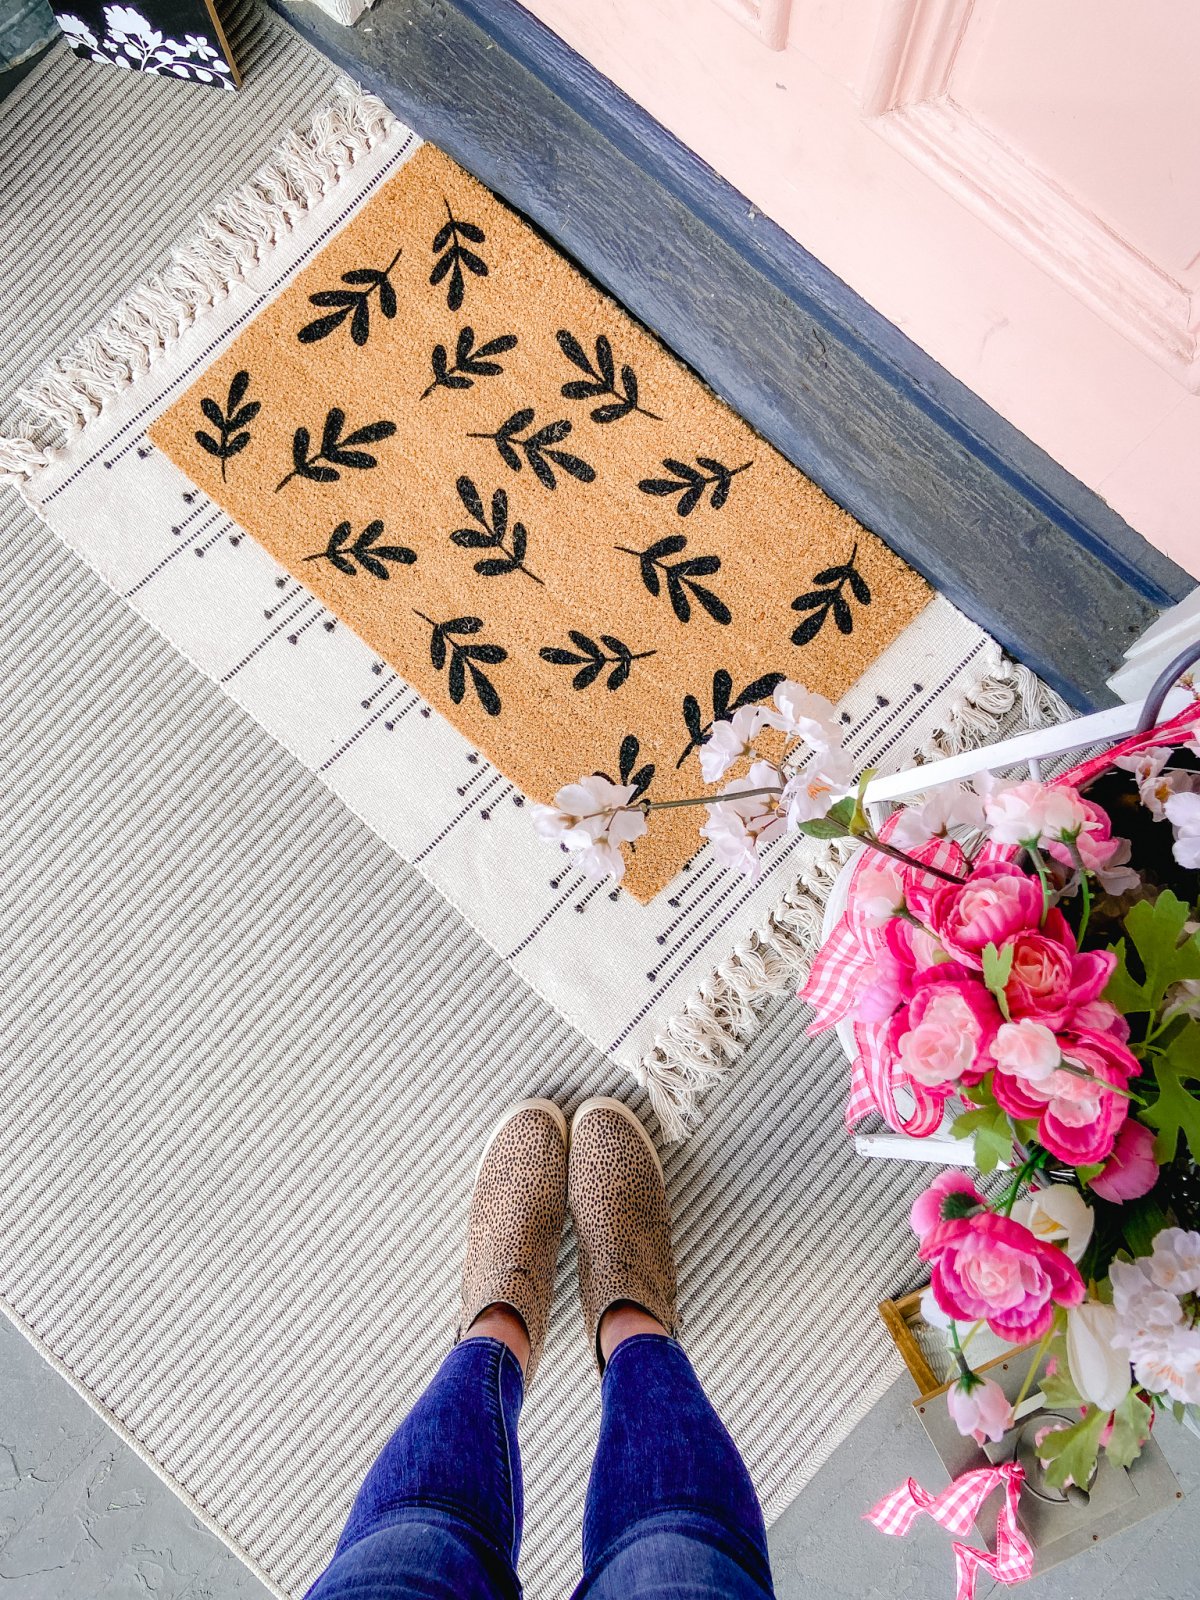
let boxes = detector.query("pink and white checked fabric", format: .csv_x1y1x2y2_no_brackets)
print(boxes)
866,1460,1033,1600
800,819,965,1134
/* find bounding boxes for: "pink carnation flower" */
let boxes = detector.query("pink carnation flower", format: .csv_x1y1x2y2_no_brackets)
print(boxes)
1003,911,1115,1030
1069,998,1131,1043
993,1026,1140,1165
928,864,1044,969
853,917,941,1024
910,1171,983,1242
920,1208,1085,1342
889,969,1000,1093
1091,1118,1159,1202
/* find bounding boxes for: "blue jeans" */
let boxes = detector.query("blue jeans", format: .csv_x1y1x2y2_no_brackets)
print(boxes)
305,1333,774,1599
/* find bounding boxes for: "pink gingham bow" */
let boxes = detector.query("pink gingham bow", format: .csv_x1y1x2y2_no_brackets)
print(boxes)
800,818,965,1137
865,1460,1033,1600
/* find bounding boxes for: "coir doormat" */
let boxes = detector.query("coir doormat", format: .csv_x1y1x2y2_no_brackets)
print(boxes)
149,144,930,900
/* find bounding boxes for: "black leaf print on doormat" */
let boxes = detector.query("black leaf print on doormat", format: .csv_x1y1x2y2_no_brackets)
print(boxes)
304,521,417,580
414,612,506,716
616,535,732,625
451,476,543,584
790,543,872,645
298,245,401,346
638,455,751,516
677,668,785,768
195,370,260,480
555,330,660,423
431,200,488,311
539,630,656,691
596,733,655,802
275,408,396,491
422,327,518,400
467,409,595,490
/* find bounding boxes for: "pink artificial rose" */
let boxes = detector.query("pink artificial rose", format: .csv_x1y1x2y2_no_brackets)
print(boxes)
1046,796,1121,871
1070,998,1131,1043
920,1209,1085,1342
853,860,907,929
854,918,942,1024
1091,1119,1159,1202
993,1018,1059,1080
947,1376,1014,1445
889,970,1001,1092
993,1026,1141,1165
983,780,1059,846
1004,913,1116,1031
856,954,909,1024
928,864,1044,969
911,1171,984,1242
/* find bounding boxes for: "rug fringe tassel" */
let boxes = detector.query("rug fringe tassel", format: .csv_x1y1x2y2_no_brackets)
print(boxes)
637,640,1067,1140
0,80,393,479
0,425,54,483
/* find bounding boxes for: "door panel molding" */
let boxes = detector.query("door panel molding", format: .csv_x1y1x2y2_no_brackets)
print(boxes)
712,0,792,52
867,0,1200,388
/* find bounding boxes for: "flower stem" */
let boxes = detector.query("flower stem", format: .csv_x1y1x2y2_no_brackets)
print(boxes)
947,1318,979,1382
1067,839,1093,943
1054,1061,1139,1101
1012,1325,1055,1414
948,1319,975,1383
1027,845,1054,925
644,785,783,812
860,831,966,886
997,1148,1040,1216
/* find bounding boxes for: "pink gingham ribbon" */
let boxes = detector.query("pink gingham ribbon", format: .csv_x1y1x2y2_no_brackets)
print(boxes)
866,1461,1033,1600
800,818,965,1135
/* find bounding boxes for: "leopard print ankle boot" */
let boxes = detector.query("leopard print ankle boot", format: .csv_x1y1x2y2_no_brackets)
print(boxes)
457,1098,567,1383
568,1097,679,1371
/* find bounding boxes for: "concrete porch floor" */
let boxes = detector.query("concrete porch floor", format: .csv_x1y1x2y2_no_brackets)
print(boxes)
3,1311,1197,1598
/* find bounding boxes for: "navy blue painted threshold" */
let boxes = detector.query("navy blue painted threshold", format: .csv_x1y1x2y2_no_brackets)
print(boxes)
271,0,1193,708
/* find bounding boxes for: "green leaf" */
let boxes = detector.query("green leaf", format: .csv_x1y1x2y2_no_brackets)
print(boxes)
1075,1161,1104,1185
1104,1389,1151,1470
950,1101,1014,1174
1039,1336,1083,1408
1142,1023,1200,1161
796,815,851,840
961,1075,1000,1109
1102,938,1145,1015
847,770,874,837
825,796,856,829
1104,892,1200,1016
1038,1405,1108,1492
982,942,1015,1021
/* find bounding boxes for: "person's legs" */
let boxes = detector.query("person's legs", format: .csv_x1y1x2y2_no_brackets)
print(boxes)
306,1100,568,1600
305,1333,525,1600
577,1331,773,1599
566,1099,774,1600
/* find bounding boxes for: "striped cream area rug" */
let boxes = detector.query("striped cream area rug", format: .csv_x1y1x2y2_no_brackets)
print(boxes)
0,17,1064,1600
0,61,1050,1140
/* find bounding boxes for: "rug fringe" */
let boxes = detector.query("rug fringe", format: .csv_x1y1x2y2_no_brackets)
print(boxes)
635,641,1067,1140
0,80,393,481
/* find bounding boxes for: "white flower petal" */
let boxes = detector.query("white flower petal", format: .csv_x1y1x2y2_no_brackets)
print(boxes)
1067,1303,1131,1411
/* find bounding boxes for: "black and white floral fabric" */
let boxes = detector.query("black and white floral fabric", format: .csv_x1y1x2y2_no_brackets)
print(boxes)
56,3,236,88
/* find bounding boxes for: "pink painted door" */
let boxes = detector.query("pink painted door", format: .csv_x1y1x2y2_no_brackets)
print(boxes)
521,0,1200,578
